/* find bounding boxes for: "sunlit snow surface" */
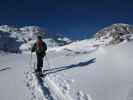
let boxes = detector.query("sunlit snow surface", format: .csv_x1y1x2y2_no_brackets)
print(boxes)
0,39,133,100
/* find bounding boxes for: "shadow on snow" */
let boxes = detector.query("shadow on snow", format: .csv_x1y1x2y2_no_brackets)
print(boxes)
44,58,96,75
0,67,11,72
36,75,54,100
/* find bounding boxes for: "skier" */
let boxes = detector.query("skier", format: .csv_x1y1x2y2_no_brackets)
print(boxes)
31,35,47,75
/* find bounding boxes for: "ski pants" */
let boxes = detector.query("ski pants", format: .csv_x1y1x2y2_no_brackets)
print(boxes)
37,54,44,71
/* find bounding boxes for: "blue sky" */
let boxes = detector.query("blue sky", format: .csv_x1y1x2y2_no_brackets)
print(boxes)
0,0,133,39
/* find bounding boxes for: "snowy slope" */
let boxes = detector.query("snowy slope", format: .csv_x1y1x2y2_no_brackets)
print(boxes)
0,39,133,100
37,39,132,100
0,53,31,100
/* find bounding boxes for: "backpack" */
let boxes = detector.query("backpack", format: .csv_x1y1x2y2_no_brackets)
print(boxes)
36,40,47,54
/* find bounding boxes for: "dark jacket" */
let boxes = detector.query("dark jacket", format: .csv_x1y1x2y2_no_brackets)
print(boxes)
31,41,47,57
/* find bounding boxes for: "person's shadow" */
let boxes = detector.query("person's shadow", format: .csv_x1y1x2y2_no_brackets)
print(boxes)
0,67,11,72
43,58,96,76
36,76,54,100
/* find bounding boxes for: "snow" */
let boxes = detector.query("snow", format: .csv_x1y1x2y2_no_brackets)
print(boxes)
0,36,133,100
0,54,31,100
47,41,133,100
49,39,98,53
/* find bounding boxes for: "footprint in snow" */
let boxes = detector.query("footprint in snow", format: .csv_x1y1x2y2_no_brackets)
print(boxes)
76,91,92,100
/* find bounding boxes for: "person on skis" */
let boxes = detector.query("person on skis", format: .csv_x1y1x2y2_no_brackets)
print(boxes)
31,35,47,74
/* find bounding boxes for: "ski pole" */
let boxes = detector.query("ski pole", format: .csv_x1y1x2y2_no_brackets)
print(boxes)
30,52,36,72
29,52,32,67
30,52,35,72
45,55,51,69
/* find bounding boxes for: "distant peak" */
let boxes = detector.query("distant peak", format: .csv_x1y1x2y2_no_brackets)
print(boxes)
96,23,133,45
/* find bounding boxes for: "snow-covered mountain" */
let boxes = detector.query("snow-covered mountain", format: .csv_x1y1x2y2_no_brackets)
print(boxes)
96,23,133,45
0,25,45,41
1,23,133,53
0,25,72,53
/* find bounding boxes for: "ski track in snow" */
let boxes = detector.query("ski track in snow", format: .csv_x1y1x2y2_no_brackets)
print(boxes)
25,71,51,100
25,70,74,100
25,69,91,100
24,61,93,100
48,74,92,100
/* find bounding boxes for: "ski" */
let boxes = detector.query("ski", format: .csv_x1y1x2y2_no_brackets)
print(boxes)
33,69,49,78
